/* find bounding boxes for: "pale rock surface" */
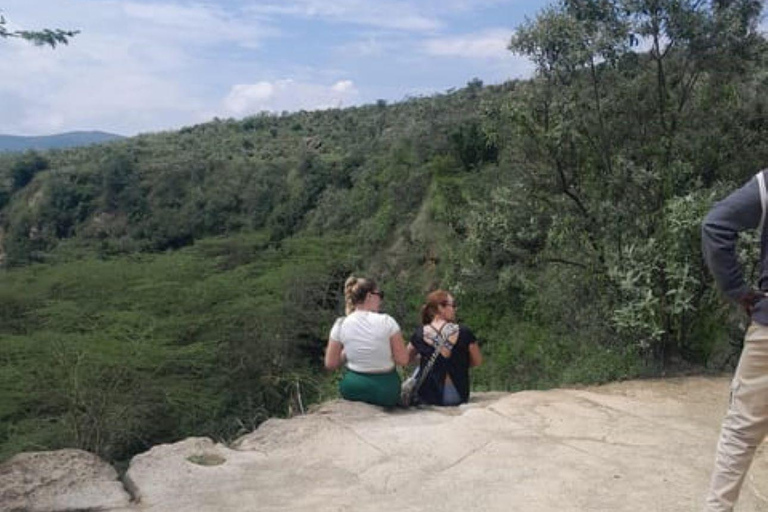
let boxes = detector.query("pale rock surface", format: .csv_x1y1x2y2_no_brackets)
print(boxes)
0,448,131,511
4,376,768,512
123,376,768,512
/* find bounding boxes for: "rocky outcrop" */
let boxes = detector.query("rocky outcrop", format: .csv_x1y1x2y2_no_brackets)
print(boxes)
3,377,768,512
122,437,262,509
0,449,131,511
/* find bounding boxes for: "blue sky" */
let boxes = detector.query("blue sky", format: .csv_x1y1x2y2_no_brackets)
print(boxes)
0,0,550,136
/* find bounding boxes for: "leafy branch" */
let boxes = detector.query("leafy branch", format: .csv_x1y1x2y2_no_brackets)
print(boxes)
0,13,78,48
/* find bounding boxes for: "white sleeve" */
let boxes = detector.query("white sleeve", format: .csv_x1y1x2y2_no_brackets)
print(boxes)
383,314,400,338
329,317,345,344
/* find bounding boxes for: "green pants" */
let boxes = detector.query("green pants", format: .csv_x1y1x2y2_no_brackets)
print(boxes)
340,368,401,407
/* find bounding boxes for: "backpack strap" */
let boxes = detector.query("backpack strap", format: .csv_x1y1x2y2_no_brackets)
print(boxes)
757,170,768,235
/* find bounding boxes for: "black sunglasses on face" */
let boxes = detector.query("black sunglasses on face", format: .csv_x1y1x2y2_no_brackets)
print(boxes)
370,291,385,299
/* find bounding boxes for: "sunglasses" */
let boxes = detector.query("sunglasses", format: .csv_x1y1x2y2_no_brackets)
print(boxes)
370,291,385,299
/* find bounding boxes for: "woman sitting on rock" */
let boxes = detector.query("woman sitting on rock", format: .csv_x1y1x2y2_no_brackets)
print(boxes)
324,275,411,407
409,290,482,406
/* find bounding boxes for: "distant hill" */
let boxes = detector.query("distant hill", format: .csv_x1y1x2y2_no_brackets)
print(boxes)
0,131,124,152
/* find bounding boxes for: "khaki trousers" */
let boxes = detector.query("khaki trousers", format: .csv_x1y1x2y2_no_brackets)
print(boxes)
705,323,768,512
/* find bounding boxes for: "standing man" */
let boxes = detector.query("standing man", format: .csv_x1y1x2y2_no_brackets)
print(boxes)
701,168,768,512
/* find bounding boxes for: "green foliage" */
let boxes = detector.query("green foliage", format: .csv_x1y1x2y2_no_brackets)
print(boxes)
473,319,644,391
494,0,767,363
100,151,143,214
609,189,727,360
449,121,498,171
0,232,354,463
460,290,644,392
11,151,49,191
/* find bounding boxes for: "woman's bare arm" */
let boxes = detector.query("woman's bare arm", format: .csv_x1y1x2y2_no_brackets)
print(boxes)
468,342,483,367
406,343,418,365
390,331,410,366
324,339,344,370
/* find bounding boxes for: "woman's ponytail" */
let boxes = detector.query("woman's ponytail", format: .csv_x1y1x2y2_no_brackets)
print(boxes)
343,275,377,315
344,275,360,315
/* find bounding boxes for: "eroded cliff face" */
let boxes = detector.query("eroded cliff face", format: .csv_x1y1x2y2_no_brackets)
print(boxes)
3,376,768,512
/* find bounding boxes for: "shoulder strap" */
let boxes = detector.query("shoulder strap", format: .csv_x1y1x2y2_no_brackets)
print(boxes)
412,327,449,395
439,322,460,341
757,170,767,235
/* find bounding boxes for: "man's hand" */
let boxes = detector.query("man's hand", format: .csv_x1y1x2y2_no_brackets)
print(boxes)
738,290,766,315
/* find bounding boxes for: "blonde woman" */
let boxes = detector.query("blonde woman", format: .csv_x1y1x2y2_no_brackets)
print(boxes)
324,276,411,407
409,290,482,406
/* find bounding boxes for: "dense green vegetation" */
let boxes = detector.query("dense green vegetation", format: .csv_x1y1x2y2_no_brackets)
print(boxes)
1,0,766,465
0,232,352,462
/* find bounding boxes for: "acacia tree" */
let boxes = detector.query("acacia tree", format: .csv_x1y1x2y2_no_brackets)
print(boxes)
0,11,78,47
490,0,766,362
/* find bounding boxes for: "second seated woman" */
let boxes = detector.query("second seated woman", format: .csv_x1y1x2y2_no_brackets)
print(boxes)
409,290,483,406
324,275,411,407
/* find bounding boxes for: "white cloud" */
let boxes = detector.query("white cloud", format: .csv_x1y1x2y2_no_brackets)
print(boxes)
120,2,277,49
248,0,442,32
0,45,199,135
0,0,279,135
224,82,276,113
339,36,387,57
250,0,518,26
423,29,513,60
334,31,411,59
332,80,355,92
419,0,515,13
221,79,360,116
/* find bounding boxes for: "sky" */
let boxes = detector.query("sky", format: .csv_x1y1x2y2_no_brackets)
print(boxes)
0,0,551,137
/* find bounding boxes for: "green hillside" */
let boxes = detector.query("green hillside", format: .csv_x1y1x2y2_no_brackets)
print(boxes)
0,0,766,465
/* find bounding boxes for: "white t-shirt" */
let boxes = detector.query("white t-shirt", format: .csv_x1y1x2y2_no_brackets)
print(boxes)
329,310,400,373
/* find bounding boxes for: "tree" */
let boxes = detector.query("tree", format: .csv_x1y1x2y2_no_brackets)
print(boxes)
0,11,78,47
497,0,767,361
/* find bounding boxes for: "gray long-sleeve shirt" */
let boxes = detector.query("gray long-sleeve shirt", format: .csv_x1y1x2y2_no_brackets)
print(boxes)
701,170,768,325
